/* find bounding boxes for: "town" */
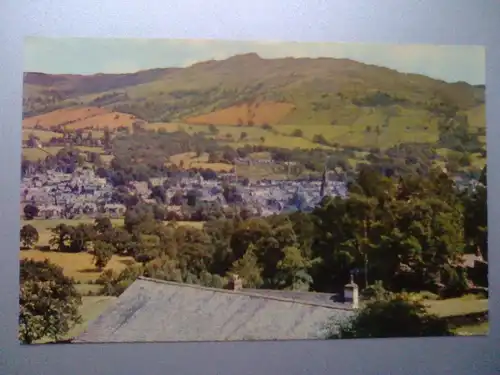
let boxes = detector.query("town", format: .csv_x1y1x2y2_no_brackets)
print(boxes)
20,158,348,221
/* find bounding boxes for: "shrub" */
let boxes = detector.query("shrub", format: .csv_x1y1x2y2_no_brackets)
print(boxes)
325,293,453,339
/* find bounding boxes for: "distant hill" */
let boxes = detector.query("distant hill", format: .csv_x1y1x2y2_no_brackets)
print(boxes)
23,53,485,134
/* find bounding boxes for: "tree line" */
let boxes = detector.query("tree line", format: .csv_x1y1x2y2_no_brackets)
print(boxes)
19,164,487,343
22,164,488,295
21,124,484,188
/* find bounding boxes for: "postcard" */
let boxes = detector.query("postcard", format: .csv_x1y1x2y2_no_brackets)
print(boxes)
19,38,487,344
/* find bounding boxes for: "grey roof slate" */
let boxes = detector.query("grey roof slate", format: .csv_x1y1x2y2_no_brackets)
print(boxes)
74,277,354,343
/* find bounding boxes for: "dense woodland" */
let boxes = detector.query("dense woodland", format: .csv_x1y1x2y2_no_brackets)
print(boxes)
19,161,488,342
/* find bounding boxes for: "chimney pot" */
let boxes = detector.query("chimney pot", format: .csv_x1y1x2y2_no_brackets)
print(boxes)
229,273,243,291
344,275,359,309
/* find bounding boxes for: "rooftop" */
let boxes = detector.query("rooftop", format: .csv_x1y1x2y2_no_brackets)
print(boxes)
74,277,354,343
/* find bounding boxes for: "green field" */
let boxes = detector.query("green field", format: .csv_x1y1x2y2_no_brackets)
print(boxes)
425,295,488,335
21,218,204,250
21,218,204,231
34,295,117,343
68,296,117,338
20,218,205,284
425,295,488,317
21,218,124,247
23,129,63,142
168,151,289,178
22,145,106,161
452,322,489,336
20,249,135,282
21,218,125,232
147,116,484,157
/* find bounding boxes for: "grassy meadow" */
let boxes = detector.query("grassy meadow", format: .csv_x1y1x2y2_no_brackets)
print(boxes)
20,249,134,283
34,295,117,343
22,145,106,161
20,218,205,283
426,295,489,336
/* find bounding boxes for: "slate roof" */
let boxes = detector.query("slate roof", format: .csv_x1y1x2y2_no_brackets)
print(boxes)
74,277,354,343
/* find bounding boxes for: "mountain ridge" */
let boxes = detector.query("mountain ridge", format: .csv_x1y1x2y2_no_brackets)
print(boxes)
23,53,485,130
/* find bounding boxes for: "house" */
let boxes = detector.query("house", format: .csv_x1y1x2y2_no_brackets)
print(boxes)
458,248,488,288
103,203,127,217
38,204,63,219
73,276,356,343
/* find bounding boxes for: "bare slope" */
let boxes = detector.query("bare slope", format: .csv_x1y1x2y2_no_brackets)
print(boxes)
23,106,142,130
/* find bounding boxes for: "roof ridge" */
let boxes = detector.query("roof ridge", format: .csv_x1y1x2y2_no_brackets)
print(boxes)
136,276,353,311
245,288,337,297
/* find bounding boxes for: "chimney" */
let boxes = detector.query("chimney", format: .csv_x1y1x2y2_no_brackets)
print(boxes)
344,274,359,309
228,274,243,291
475,245,484,260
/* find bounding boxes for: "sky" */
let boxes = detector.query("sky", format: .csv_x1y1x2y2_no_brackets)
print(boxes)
24,37,485,85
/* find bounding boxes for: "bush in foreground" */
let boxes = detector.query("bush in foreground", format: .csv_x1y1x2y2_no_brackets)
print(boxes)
326,292,453,339
19,259,82,344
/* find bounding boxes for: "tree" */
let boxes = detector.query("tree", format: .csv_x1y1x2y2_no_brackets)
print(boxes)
310,197,360,291
186,189,199,207
94,217,113,234
208,124,219,134
150,185,167,204
326,293,453,339
245,216,298,288
93,240,115,270
68,224,97,253
208,152,219,163
341,194,379,288
275,246,313,291
288,212,315,259
230,218,273,261
124,204,155,233
463,165,487,260
174,226,214,276
49,224,74,252
204,218,237,275
170,190,184,206
143,256,183,282
350,164,394,200
132,234,162,265
313,134,329,145
97,264,145,297
20,224,39,249
19,259,82,344
230,244,263,288
103,128,112,148
23,204,39,220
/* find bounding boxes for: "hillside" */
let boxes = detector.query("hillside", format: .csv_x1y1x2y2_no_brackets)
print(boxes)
23,53,485,125
23,68,176,115
22,53,486,161
23,106,144,130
